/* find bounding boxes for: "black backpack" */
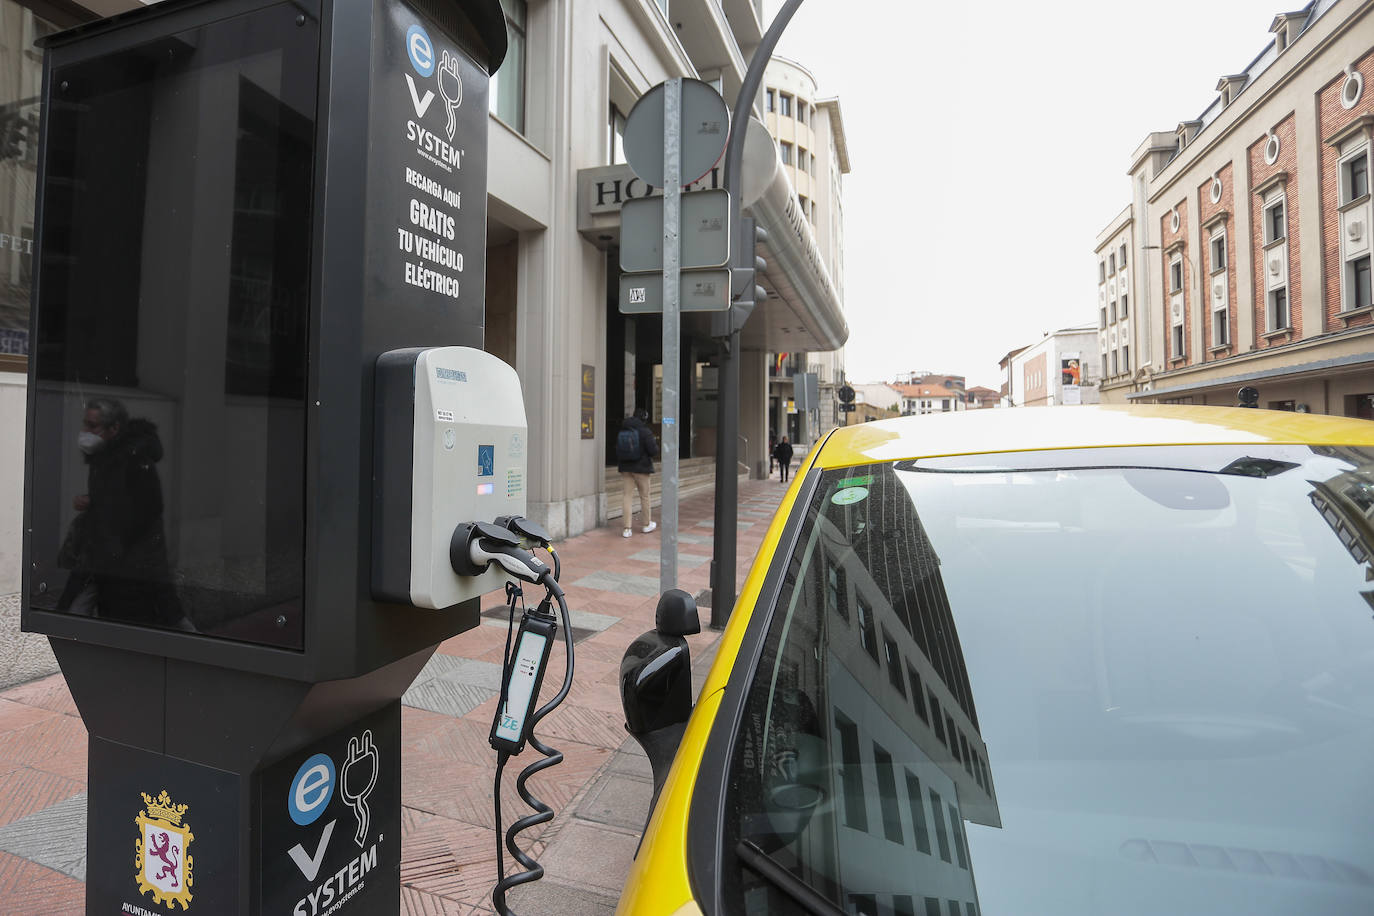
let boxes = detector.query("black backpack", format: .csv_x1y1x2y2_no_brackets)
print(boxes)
616,427,643,462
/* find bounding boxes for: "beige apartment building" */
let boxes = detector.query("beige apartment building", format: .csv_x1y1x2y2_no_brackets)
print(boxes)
763,56,850,445
1096,0,1373,415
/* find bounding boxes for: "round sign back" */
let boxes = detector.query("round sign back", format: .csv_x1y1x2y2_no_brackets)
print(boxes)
623,78,730,188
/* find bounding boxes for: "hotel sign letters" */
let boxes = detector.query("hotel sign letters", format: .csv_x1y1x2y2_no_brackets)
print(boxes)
581,164,723,216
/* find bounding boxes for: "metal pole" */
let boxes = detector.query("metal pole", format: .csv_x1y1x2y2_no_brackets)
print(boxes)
661,77,681,594
709,0,805,628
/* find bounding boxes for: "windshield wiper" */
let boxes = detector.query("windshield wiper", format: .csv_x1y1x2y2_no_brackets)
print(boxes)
736,839,846,916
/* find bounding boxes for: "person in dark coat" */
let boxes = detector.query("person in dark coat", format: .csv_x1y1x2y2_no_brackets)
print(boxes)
616,407,660,538
57,397,186,629
773,436,795,484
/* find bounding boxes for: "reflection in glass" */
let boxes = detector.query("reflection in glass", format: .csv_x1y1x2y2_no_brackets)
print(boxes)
27,2,317,647
55,397,184,628
719,444,1374,914
0,2,56,362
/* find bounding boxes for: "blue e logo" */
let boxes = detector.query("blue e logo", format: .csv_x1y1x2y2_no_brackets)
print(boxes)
407,24,435,78
288,753,336,826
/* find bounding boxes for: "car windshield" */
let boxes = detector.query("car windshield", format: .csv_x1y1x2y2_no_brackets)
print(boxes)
718,444,1374,916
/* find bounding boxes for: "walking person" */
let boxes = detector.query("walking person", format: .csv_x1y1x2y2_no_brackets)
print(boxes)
616,407,660,538
773,436,794,484
56,397,188,629
768,431,777,477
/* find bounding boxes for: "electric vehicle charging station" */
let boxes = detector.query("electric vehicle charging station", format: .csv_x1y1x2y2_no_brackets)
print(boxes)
17,0,534,910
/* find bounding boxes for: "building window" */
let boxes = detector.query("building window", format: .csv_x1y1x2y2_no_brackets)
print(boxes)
827,564,848,621
1210,231,1226,271
873,743,904,844
779,141,792,165
1100,307,1107,329
809,152,816,175
1169,256,1183,293
904,771,931,854
1101,354,1108,378
0,4,58,368
1173,322,1185,358
1122,345,1130,373
797,103,806,125
1350,256,1372,312
883,631,906,697
1214,302,1229,345
765,89,774,112
836,712,867,832
1264,198,1286,245
928,691,946,746
1269,286,1289,331
1109,252,1116,273
608,105,626,165
1120,293,1129,318
907,664,927,722
857,597,879,662
1111,349,1118,376
949,803,969,869
779,93,792,117
1098,261,1106,283
1342,150,1369,204
930,789,952,863
1119,243,1127,270
489,0,527,132
1109,301,1117,323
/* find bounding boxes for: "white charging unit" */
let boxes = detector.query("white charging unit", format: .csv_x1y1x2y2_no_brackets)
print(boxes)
373,346,528,609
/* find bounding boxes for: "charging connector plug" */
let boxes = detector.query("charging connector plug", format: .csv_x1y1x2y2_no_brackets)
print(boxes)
494,515,553,549
452,521,553,585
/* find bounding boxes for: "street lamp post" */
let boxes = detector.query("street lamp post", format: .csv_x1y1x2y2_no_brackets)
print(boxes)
709,0,805,629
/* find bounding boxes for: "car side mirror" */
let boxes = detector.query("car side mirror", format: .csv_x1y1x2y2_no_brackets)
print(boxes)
620,589,700,735
620,589,701,826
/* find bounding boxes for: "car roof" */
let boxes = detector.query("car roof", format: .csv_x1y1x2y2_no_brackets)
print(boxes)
816,405,1374,468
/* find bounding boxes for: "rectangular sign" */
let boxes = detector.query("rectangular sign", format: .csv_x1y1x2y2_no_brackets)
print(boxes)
619,269,731,314
581,364,595,439
261,702,401,916
620,189,731,272
365,0,489,342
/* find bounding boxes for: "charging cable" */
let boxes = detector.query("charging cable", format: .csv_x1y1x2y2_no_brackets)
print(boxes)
452,517,573,916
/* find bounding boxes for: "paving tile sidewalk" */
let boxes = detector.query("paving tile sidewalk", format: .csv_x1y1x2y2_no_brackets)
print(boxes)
0,475,789,914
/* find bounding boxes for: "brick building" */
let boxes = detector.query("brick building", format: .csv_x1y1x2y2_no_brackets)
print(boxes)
1095,0,1373,415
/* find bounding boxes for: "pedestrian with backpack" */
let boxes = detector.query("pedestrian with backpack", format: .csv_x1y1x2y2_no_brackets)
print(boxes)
616,407,660,538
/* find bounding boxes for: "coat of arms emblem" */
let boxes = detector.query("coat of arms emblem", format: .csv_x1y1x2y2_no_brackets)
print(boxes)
134,789,195,909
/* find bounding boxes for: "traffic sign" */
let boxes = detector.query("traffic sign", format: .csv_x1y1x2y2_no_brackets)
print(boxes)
623,78,730,187
619,269,731,314
621,189,730,272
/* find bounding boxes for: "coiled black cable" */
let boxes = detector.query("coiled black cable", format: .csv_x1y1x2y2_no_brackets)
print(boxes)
492,561,574,916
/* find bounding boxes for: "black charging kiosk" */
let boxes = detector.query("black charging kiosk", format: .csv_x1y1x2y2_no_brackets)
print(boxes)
20,0,505,910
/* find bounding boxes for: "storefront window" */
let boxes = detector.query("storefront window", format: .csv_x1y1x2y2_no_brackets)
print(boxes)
0,1,57,371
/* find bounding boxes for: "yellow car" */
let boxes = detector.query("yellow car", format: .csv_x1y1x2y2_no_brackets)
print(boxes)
618,405,1374,916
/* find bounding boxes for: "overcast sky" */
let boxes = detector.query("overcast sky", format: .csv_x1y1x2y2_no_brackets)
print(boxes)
764,0,1283,388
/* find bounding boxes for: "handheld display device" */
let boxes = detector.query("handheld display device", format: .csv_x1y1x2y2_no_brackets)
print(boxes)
490,610,557,755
